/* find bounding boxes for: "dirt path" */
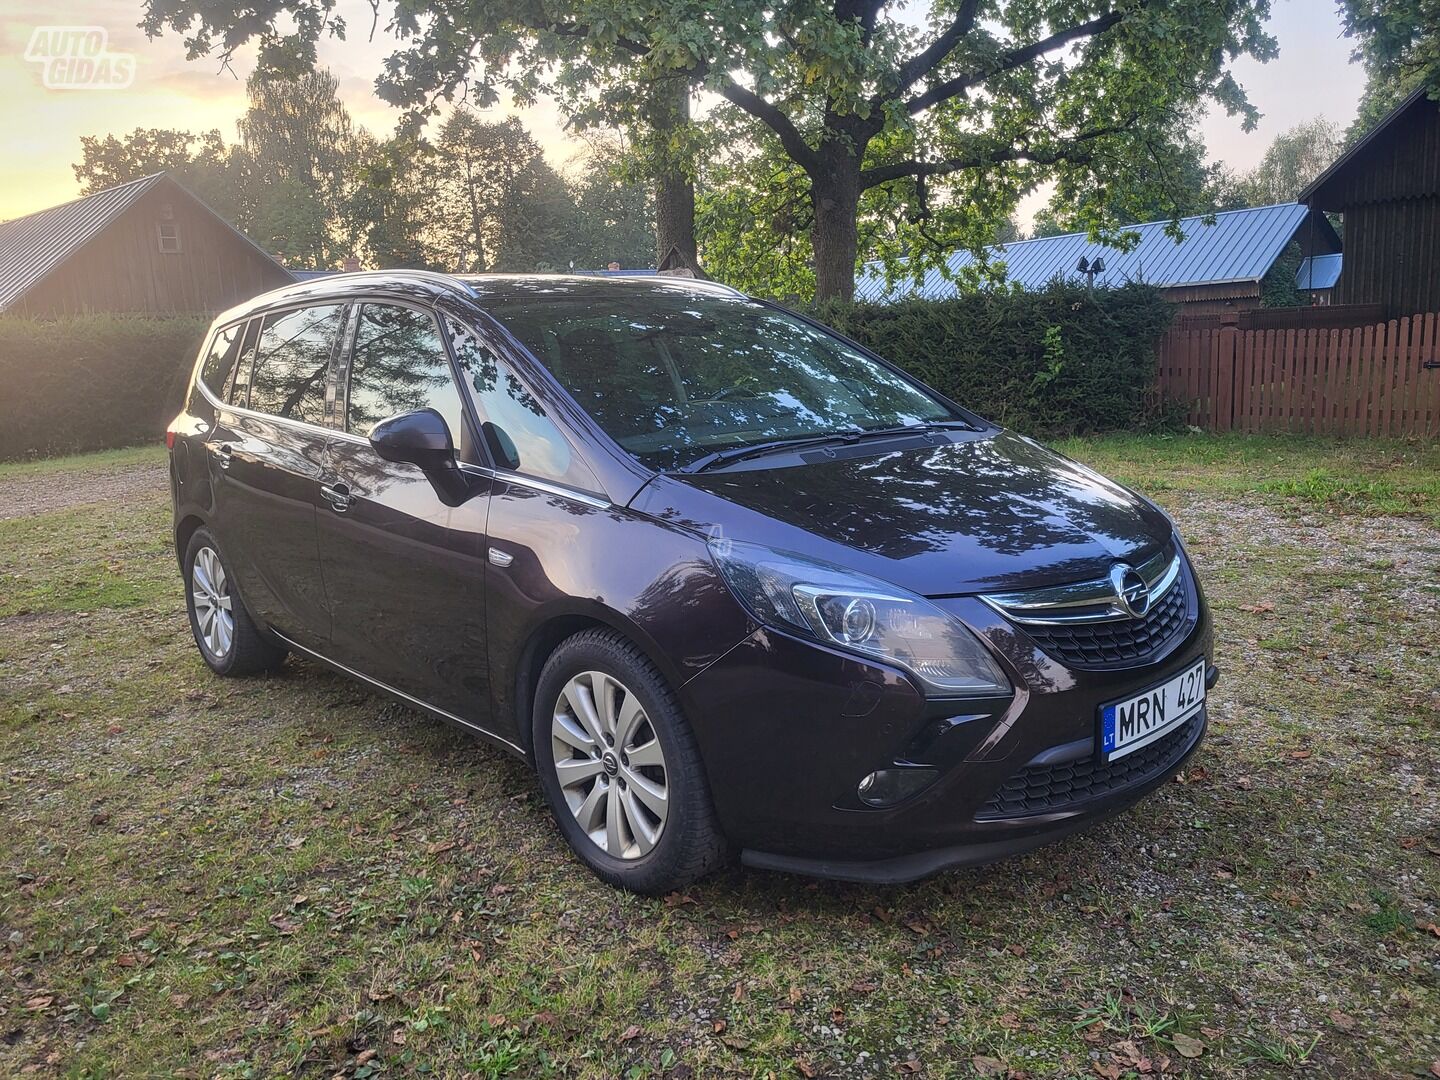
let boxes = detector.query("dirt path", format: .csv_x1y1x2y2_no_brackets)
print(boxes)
0,456,169,521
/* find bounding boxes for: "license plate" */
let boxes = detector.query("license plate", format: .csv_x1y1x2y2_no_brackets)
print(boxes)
1099,658,1206,761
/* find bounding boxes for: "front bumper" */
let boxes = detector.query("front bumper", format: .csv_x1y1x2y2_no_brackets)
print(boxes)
678,568,1214,881
741,705,1207,884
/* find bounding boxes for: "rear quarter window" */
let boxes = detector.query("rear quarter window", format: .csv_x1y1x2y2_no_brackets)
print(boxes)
197,322,244,399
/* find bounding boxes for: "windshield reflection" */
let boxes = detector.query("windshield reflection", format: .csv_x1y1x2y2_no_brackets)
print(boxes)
485,292,958,470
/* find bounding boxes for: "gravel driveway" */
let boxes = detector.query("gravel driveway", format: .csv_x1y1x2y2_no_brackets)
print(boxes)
0,453,168,521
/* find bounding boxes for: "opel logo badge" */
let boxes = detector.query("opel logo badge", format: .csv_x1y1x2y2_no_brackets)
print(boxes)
1109,563,1151,618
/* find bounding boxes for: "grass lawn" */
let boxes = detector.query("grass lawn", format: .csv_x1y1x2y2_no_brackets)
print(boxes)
1,434,1437,1078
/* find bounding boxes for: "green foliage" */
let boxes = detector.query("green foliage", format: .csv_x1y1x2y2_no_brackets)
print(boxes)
812,283,1175,437
0,315,207,461
568,138,658,269
1260,240,1307,308
1230,117,1343,205
73,128,243,223
1031,132,1239,239
1339,0,1440,144
139,0,1279,299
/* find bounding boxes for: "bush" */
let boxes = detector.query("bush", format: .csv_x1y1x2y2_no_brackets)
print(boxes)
812,282,1176,437
0,315,209,461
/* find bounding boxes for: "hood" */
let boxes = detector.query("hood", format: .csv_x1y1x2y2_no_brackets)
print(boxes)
630,429,1172,596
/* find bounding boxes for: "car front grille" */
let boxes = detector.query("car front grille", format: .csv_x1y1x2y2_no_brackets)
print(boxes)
1023,573,1191,668
975,711,1203,820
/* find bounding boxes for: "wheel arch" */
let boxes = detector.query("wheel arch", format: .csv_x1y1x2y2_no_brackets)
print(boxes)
508,603,686,761
174,513,208,570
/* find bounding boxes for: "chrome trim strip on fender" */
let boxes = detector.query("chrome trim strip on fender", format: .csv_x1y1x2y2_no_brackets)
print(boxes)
271,630,526,757
460,463,611,510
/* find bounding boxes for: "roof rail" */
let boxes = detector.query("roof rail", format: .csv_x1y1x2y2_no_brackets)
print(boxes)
373,268,480,299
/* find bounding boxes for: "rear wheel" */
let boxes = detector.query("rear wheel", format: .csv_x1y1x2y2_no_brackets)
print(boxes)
183,528,287,676
533,629,727,893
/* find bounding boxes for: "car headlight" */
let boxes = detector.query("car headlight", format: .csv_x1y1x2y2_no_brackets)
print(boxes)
708,539,1010,698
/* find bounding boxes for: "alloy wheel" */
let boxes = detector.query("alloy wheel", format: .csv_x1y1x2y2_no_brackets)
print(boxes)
550,670,669,859
191,546,235,660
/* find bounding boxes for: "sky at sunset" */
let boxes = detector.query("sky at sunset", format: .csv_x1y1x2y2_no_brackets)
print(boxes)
0,0,1368,228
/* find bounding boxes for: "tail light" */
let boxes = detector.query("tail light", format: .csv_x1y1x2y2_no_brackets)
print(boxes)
166,431,176,450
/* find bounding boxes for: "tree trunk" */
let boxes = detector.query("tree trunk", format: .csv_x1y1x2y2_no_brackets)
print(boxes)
647,78,700,274
810,146,861,302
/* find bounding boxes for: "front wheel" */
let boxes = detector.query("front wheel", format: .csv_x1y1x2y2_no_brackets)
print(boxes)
183,527,287,676
533,629,728,894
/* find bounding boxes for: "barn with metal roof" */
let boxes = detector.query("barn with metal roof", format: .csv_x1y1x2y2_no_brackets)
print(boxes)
856,202,1341,312
0,173,292,316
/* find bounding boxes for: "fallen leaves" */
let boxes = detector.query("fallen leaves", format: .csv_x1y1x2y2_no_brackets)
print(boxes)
972,1055,1006,1075
1328,1009,1357,1032
1171,1032,1205,1059
618,1024,641,1043
1239,600,1276,614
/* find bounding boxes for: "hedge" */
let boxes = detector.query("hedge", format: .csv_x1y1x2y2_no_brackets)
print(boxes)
0,315,209,461
812,282,1177,437
0,282,1174,461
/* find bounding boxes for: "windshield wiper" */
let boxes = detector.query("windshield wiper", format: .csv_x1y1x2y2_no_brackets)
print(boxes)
676,420,977,475
676,432,863,474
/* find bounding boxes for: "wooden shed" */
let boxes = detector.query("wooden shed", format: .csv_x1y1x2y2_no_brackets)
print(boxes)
0,172,292,317
1299,86,1440,316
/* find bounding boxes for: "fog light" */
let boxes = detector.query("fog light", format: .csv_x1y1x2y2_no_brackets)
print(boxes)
856,767,938,808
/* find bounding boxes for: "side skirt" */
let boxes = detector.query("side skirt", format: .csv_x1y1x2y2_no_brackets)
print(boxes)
271,630,530,763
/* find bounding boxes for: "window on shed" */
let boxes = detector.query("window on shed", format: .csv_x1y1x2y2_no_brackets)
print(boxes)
157,221,181,254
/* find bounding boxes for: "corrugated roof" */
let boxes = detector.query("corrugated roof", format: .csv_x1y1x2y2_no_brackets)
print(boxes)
0,173,165,311
1296,252,1343,290
856,203,1322,302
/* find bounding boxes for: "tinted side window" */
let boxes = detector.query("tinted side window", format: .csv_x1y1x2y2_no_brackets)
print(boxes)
346,304,465,439
249,305,345,424
198,322,244,398
228,320,260,406
445,314,599,492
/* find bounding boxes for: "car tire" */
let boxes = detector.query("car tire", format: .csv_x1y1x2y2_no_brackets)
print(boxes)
533,628,729,894
183,527,287,677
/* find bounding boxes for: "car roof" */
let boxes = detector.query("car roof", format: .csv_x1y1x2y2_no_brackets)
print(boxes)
209,270,745,327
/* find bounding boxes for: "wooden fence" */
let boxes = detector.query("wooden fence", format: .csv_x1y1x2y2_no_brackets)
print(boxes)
1157,312,1440,436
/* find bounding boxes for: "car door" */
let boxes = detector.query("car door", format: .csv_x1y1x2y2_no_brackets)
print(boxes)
206,303,345,651
314,299,494,723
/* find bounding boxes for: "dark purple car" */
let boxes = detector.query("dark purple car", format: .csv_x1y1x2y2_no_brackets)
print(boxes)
168,271,1215,893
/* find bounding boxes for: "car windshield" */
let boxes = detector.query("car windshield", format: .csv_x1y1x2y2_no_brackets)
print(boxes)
485,290,960,471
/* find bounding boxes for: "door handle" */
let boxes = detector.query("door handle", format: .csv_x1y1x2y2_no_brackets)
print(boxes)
320,482,352,513
214,443,233,470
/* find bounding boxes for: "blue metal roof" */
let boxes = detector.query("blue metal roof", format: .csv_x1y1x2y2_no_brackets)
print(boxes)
1295,252,1342,290
856,203,1323,302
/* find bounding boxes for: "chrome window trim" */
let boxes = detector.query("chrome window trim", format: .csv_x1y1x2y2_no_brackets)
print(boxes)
980,548,1183,626
272,631,525,757
459,462,611,510
197,361,610,514
194,377,341,442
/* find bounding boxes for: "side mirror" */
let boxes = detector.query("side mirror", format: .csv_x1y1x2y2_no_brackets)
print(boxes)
369,409,471,505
